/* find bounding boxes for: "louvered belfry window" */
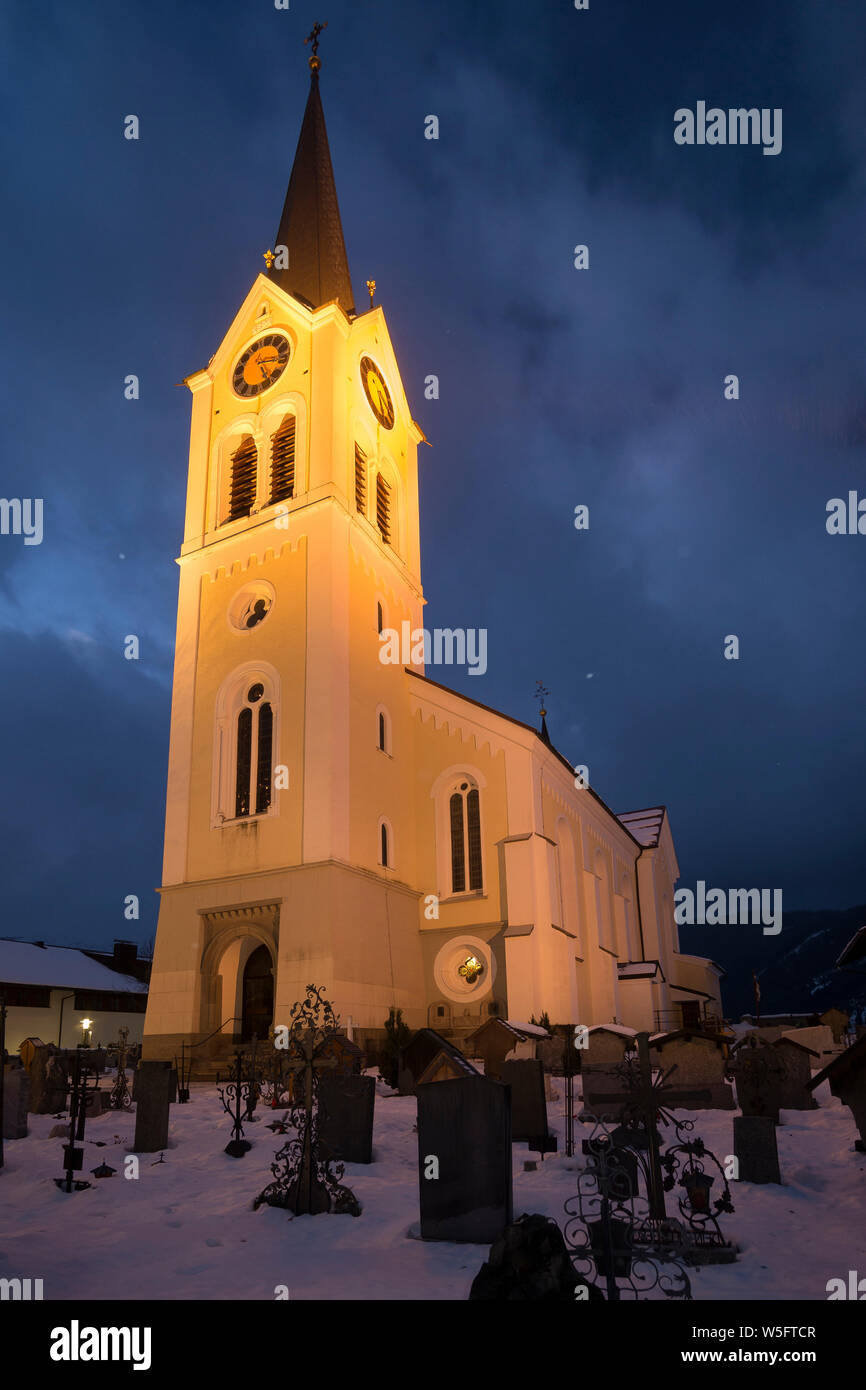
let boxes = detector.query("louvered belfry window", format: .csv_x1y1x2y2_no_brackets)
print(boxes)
376,473,391,544
355,444,367,513
449,782,482,893
269,415,296,505
228,436,258,521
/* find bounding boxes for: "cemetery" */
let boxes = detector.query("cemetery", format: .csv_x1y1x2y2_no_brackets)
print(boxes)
1,992,865,1301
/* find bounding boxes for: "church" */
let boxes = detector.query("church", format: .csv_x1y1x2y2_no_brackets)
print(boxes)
142,39,724,1064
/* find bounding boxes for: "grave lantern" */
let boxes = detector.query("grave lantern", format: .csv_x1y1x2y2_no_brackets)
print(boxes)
680,1169,714,1215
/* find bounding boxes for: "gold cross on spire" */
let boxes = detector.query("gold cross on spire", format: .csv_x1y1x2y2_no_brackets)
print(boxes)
305,20,328,71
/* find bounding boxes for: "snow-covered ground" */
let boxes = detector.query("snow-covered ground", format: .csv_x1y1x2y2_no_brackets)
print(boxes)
0,1074,862,1301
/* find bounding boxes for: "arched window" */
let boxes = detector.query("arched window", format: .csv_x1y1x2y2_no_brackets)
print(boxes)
355,444,368,514
376,473,391,544
234,682,273,818
269,414,296,505
378,818,393,868
449,781,482,893
555,817,581,946
228,436,258,522
376,706,394,755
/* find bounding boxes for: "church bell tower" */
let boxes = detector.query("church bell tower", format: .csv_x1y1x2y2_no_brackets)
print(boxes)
143,33,429,1060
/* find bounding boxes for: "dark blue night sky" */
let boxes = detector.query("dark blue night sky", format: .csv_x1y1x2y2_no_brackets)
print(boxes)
1,1,864,968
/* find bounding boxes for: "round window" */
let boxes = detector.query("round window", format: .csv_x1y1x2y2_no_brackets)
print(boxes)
228,581,276,632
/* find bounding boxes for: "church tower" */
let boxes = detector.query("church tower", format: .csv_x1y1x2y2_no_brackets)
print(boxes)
143,38,429,1060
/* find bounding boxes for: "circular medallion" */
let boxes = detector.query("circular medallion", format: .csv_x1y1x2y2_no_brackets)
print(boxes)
232,334,291,398
360,356,394,429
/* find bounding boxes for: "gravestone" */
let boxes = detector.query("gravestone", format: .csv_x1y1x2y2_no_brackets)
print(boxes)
500,1058,555,1151
728,1036,784,1123
733,1115,781,1184
537,1036,566,1073
84,1088,103,1119
580,1027,636,1121
781,1025,836,1062
772,1038,818,1111
132,1061,173,1152
648,1032,734,1110
2,1064,30,1139
132,1062,177,1104
28,1047,69,1114
416,1050,480,1085
416,1074,512,1243
318,1074,375,1165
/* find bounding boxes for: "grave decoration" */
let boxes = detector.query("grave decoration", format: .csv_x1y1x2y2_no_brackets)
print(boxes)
54,1052,100,1193
254,985,361,1216
217,1051,257,1157
106,1027,132,1112
564,1032,736,1293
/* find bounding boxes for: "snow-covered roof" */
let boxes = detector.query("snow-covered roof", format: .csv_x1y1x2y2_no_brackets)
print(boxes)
617,961,660,979
0,940,147,993
616,806,665,847
587,1023,638,1038
506,1020,549,1038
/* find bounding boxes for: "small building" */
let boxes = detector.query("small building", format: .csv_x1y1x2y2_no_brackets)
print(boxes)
772,1036,819,1110
397,1029,469,1095
808,1036,866,1146
0,939,148,1053
416,1050,481,1085
648,1030,734,1110
464,1018,542,1079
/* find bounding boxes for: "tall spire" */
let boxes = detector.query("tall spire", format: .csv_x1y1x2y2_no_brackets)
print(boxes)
268,24,355,315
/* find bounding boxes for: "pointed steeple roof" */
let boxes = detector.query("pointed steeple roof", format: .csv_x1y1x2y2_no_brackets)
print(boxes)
268,51,354,315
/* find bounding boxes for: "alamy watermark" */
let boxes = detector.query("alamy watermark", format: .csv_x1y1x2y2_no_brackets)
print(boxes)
0,498,43,545
674,103,782,157
379,622,487,676
674,881,782,936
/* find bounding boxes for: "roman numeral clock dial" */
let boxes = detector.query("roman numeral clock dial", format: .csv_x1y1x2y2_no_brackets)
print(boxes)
232,333,291,397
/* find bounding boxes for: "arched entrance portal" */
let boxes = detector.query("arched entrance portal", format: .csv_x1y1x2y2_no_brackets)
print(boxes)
241,944,274,1042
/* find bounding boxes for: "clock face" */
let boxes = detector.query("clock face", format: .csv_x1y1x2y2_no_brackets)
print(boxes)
360,356,395,429
232,334,291,398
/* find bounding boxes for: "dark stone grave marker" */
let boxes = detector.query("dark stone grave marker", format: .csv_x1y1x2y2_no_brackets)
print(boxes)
729,1036,784,1124
318,1074,375,1164
733,1115,781,1184
416,1073,512,1243
2,1064,30,1139
500,1058,556,1152
133,1062,177,1104
28,1047,69,1114
132,1061,173,1153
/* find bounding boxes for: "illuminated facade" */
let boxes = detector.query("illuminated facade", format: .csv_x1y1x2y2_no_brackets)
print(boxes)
142,53,723,1061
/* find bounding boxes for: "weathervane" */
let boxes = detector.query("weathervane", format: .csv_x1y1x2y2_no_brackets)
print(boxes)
534,680,549,719
305,20,328,72
366,279,376,309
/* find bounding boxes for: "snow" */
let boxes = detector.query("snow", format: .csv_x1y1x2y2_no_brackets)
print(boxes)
586,1023,638,1038
0,1072,863,1300
0,940,146,993
505,1020,549,1038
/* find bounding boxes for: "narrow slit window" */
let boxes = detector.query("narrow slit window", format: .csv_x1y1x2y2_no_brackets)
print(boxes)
355,444,367,514
376,473,391,545
449,792,466,893
269,415,296,505
255,702,273,812
378,712,386,751
467,788,482,890
377,602,384,634
228,436,257,522
235,707,252,817
380,822,390,867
